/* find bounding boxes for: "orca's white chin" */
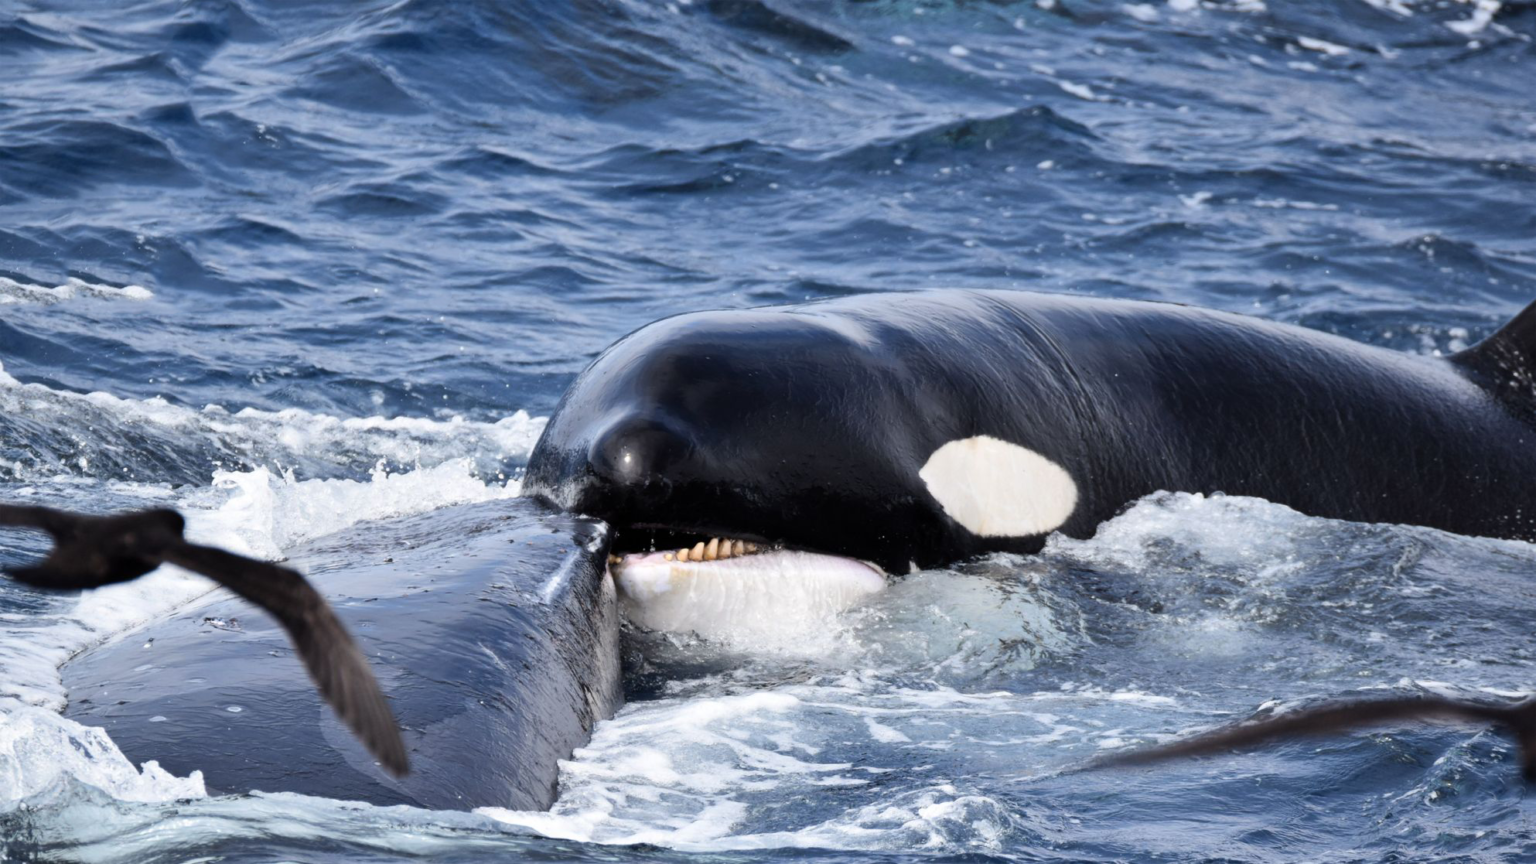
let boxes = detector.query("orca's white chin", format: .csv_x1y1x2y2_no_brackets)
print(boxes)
607,546,886,639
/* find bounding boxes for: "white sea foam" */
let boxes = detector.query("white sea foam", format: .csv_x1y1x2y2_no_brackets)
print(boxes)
0,359,545,482
0,276,153,306
58,792,544,861
1252,197,1339,211
0,706,204,811
1445,0,1499,34
1359,0,1414,16
1045,491,1310,574
1297,36,1350,55
1350,0,1500,34
843,562,1074,677
477,672,1125,850
1057,80,1100,101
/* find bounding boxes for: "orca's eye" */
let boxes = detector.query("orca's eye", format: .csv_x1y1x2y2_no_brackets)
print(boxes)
587,415,693,485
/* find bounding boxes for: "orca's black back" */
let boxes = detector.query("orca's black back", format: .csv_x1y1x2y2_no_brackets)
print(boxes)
523,289,1536,571
968,293,1536,544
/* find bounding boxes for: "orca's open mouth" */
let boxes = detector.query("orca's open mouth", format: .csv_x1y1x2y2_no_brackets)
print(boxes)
607,534,772,567
602,527,887,638
604,527,886,576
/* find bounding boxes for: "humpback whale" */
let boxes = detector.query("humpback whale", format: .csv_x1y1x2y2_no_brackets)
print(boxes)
3,499,618,810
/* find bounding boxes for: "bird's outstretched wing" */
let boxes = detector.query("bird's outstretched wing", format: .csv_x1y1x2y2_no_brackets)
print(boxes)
0,504,55,530
1092,695,1536,780
162,542,409,777
0,503,409,777
0,504,178,588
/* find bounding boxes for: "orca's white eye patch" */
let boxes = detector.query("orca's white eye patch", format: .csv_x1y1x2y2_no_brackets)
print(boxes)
918,435,1078,537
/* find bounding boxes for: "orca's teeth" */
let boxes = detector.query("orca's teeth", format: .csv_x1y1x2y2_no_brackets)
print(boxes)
610,536,774,568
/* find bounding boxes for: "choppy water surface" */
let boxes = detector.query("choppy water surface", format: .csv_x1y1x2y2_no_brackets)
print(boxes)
3,0,1536,860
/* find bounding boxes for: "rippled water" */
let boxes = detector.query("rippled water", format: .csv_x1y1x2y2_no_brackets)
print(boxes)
3,0,1536,860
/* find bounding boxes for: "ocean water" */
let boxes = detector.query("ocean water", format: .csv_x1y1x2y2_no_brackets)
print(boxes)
3,0,1536,860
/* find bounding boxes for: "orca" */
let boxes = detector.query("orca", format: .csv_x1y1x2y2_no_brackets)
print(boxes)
524,289,1536,574
58,498,621,810
522,287,1536,781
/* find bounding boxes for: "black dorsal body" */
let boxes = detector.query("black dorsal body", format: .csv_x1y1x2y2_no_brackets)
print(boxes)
524,291,1536,572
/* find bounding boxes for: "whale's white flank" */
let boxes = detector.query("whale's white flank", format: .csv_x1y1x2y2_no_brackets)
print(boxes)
918,435,1078,537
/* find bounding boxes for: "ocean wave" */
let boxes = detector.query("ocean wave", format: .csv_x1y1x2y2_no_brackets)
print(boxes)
0,277,152,306
0,360,545,485
0,119,193,200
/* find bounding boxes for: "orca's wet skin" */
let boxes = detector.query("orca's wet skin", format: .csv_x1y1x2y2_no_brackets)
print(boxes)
527,291,1536,569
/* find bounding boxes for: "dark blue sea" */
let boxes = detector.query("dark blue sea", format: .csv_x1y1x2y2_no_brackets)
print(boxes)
3,0,1536,860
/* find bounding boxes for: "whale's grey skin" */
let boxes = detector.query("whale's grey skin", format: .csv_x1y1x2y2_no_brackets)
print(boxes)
62,498,620,811
523,289,1536,572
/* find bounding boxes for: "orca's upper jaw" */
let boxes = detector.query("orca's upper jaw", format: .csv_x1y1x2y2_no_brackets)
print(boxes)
519,388,921,575
592,513,887,574
523,472,900,575
604,530,777,568
610,523,772,552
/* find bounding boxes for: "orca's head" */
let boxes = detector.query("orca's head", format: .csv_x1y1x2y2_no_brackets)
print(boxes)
524,299,1085,632
522,307,968,588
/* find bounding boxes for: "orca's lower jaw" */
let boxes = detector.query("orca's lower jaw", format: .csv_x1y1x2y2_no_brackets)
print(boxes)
603,525,888,637
605,525,885,576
